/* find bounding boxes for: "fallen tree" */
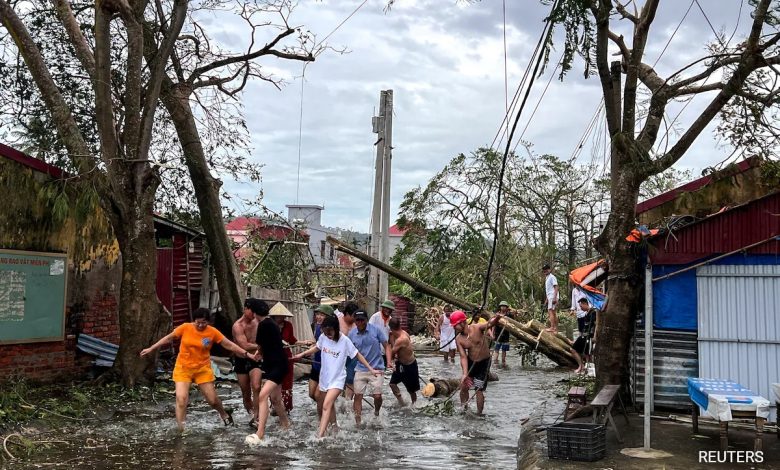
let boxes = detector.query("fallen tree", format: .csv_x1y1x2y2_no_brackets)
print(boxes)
328,236,578,368
421,373,500,398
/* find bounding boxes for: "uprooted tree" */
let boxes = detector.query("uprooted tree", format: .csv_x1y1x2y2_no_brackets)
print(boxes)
0,0,316,385
547,0,780,386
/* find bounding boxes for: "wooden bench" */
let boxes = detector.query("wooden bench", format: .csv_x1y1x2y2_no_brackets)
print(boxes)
564,386,587,421
591,384,629,443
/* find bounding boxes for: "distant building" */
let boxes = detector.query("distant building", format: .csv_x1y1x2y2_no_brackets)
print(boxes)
388,224,408,258
286,204,341,265
225,216,302,271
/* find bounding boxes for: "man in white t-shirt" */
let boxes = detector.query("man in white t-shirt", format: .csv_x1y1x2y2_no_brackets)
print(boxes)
543,264,559,333
570,286,588,336
369,299,395,340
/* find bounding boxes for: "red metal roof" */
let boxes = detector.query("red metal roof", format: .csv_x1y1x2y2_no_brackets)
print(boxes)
636,157,760,214
389,224,407,236
0,142,65,178
649,191,780,264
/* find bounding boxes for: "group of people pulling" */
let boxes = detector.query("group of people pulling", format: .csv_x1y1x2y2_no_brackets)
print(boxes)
140,298,426,441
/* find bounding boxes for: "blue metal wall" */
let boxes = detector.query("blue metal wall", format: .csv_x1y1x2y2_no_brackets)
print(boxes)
651,253,779,330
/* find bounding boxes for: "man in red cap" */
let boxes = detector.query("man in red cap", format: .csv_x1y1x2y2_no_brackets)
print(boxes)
452,309,503,414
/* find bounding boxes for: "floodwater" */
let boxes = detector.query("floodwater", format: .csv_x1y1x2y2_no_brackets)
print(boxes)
16,354,568,469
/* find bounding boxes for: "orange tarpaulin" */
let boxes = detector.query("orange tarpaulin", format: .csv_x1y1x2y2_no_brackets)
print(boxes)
569,260,606,294
626,228,660,242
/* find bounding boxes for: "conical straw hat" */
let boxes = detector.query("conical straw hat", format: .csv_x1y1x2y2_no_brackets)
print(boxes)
269,302,293,317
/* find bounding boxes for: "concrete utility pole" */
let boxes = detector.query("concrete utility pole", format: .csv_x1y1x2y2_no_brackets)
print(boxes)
368,90,391,313
378,90,393,303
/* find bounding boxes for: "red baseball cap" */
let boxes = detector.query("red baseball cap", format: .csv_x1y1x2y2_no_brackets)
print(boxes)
450,310,467,327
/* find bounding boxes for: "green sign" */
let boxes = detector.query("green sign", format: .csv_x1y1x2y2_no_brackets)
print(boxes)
0,249,67,344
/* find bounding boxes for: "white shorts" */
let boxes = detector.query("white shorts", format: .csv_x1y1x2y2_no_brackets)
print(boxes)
353,371,383,395
439,332,456,351
547,298,557,310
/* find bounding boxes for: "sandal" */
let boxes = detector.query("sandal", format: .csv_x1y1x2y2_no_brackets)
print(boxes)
223,409,234,426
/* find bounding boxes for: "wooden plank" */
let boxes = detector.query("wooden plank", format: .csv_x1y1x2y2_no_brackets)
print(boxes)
591,385,619,406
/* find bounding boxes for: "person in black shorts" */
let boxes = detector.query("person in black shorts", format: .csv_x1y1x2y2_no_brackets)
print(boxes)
466,356,491,391
571,297,598,374
233,300,263,426
388,318,420,405
246,298,290,440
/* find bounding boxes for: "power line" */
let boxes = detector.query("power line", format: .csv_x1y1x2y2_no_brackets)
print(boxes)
295,64,307,204
316,0,370,49
480,0,558,310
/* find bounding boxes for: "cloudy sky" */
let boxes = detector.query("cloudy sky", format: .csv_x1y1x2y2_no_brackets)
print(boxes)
206,0,753,232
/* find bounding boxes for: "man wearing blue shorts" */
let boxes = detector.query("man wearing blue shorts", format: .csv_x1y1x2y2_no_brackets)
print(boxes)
491,301,514,368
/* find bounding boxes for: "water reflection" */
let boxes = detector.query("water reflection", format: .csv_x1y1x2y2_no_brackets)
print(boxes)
19,355,567,469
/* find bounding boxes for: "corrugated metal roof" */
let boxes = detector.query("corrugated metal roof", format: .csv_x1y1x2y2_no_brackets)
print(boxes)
696,264,780,422
650,191,780,265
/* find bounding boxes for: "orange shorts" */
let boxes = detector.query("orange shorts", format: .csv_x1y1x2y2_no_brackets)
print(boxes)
172,363,215,384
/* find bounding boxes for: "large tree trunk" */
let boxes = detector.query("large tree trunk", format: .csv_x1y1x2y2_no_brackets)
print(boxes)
160,81,244,327
593,171,642,387
110,187,171,387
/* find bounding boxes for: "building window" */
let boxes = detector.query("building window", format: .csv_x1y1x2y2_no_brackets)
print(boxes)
329,246,335,260
320,240,326,258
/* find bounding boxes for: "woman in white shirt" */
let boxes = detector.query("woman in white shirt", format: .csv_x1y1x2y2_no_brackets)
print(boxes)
293,315,381,437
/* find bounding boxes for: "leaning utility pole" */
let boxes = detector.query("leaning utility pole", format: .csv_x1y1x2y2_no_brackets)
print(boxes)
368,90,393,312
378,90,393,302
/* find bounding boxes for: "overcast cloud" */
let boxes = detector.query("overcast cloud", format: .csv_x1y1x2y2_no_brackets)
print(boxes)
209,0,754,232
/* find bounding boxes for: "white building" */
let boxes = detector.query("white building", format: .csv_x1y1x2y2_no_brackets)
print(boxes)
286,204,340,265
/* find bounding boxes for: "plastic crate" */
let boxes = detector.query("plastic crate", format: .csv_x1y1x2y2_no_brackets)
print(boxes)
546,422,606,462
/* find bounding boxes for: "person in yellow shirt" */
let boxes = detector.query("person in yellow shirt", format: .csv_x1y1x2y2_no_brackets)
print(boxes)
141,308,257,432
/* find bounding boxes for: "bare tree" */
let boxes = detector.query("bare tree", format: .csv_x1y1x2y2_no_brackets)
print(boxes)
547,0,780,386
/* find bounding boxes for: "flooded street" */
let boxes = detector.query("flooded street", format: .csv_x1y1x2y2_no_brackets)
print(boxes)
16,354,567,469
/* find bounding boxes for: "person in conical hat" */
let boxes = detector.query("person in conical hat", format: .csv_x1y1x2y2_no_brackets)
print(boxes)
270,302,297,412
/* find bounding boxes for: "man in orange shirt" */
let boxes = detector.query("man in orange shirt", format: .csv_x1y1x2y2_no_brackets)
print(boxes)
141,308,257,432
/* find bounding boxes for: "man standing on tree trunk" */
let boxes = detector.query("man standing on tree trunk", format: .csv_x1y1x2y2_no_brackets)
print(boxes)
453,310,503,414
543,264,559,333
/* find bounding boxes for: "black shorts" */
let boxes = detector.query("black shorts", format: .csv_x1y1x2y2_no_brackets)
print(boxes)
261,358,288,385
310,367,320,383
234,357,262,375
573,336,591,355
389,360,420,393
467,357,491,391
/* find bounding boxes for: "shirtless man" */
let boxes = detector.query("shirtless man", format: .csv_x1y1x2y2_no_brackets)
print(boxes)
452,310,503,415
388,318,420,405
232,299,263,426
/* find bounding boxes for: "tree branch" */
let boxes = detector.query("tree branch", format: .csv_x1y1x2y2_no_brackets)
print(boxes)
623,0,659,136
138,0,188,163
53,0,95,78
614,0,638,23
650,0,773,176
592,0,621,136
187,27,312,85
0,0,94,175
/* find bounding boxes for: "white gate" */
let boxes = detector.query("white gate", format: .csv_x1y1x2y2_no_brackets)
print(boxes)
697,264,780,422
